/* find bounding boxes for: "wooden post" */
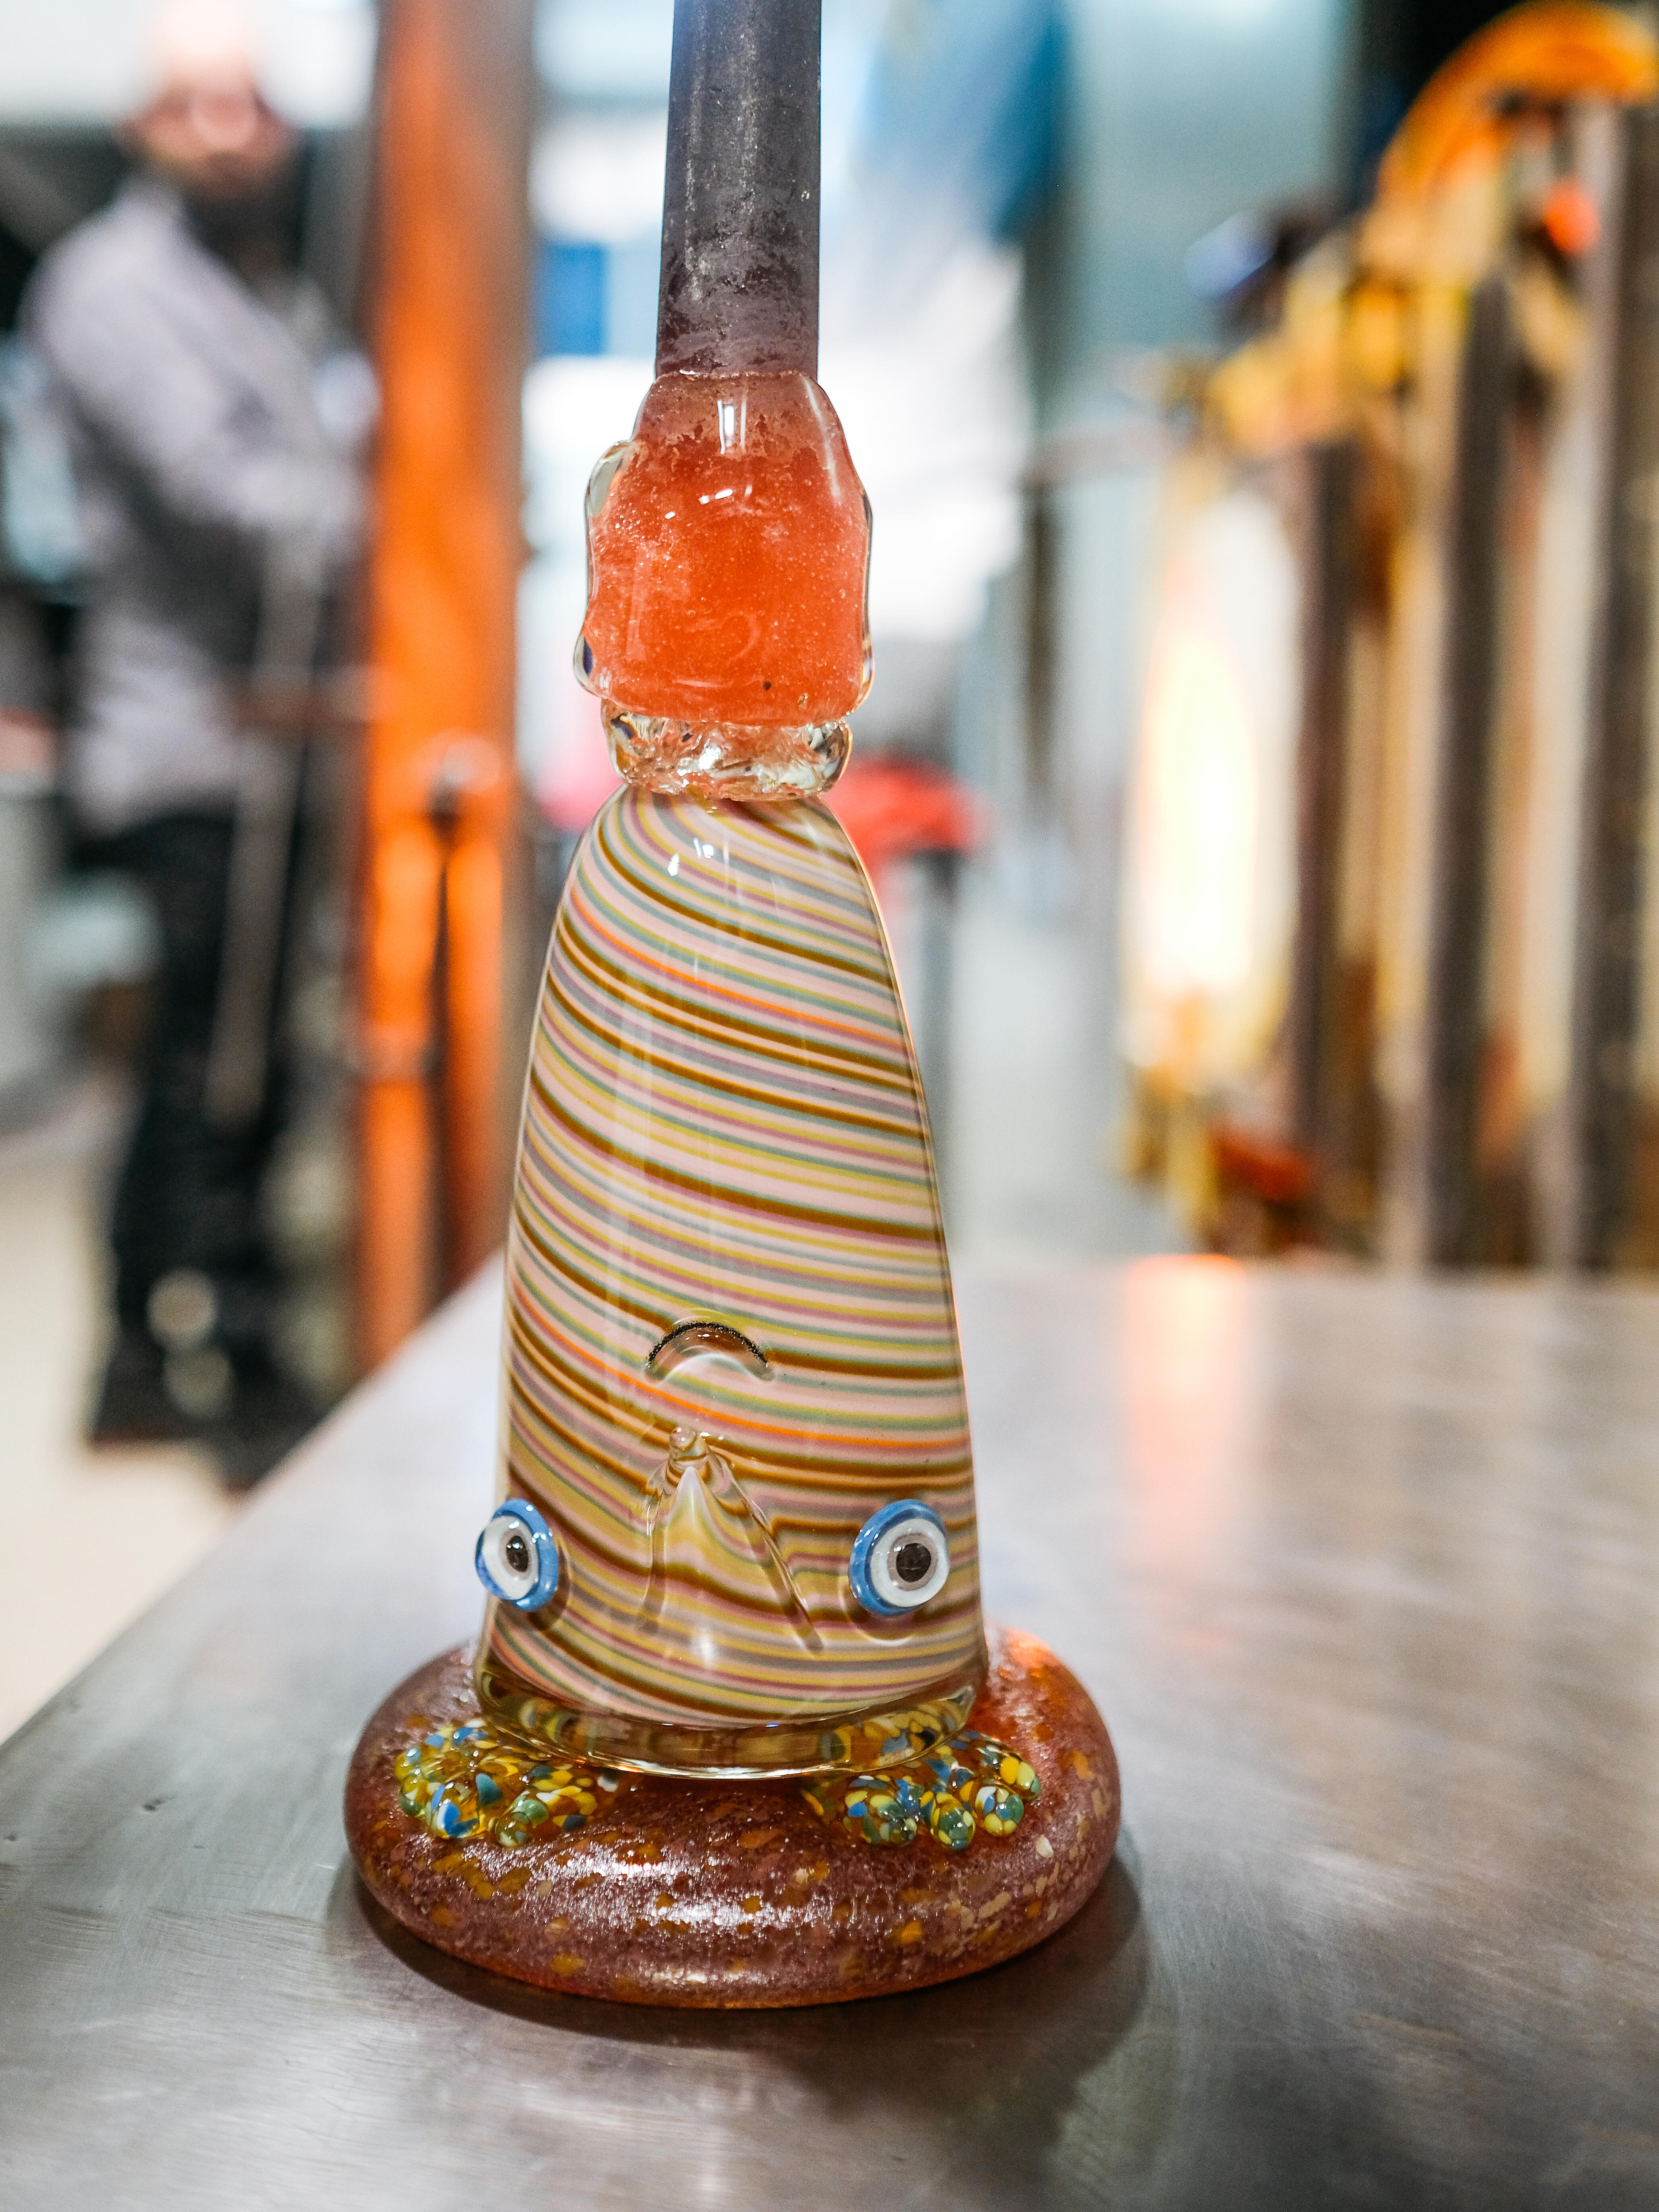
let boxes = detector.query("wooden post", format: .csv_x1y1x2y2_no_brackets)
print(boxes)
1420,276,1511,1266
1568,102,1659,1265
358,0,532,1368
1285,442,1355,1177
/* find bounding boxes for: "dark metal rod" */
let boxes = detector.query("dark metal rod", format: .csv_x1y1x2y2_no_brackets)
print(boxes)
656,0,821,378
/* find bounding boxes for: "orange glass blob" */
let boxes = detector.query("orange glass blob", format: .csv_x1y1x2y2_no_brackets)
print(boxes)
577,370,871,799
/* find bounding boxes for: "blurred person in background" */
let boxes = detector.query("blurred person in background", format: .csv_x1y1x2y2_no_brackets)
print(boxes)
26,0,365,1483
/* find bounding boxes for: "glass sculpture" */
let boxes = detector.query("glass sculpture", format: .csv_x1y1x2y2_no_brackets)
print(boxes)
346,0,1116,2006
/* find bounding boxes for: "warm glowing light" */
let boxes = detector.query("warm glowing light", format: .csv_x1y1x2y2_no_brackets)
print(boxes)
1133,603,1259,997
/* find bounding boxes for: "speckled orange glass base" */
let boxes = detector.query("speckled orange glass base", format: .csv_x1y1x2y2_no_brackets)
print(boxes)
345,1626,1118,2009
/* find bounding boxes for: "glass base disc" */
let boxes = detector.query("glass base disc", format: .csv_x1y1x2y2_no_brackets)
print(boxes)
345,1625,1119,2009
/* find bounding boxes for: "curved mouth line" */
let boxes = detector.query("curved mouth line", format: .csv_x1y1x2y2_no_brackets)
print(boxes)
646,1321,771,1379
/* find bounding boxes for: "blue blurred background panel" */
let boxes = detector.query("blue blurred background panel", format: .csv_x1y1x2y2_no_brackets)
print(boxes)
537,238,607,358
857,0,1066,249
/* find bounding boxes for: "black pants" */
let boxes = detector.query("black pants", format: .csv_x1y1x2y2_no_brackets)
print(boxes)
93,812,291,1352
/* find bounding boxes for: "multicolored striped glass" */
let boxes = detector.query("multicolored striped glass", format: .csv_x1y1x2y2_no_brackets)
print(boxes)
477,788,987,1774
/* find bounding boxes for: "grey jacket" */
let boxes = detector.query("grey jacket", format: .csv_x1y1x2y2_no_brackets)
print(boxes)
26,175,362,833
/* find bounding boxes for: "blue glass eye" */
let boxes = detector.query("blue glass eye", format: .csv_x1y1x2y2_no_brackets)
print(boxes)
475,1500,559,1610
849,1500,949,1616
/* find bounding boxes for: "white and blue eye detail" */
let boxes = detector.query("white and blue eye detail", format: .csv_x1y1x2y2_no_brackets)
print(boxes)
475,1500,559,1610
848,1500,950,1616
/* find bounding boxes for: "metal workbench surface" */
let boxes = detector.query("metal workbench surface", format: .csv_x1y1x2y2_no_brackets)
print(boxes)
3,1259,1657,2209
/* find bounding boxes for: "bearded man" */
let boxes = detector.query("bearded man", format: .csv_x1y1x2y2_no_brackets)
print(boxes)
27,0,365,1481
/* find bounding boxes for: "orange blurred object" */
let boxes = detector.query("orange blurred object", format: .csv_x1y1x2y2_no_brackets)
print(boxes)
358,0,530,1369
1540,174,1601,256
1212,1124,1316,1210
579,371,870,728
1378,2,1658,204
827,756,982,887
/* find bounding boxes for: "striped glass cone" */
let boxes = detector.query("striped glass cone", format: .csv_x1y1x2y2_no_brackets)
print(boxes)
475,786,987,1775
